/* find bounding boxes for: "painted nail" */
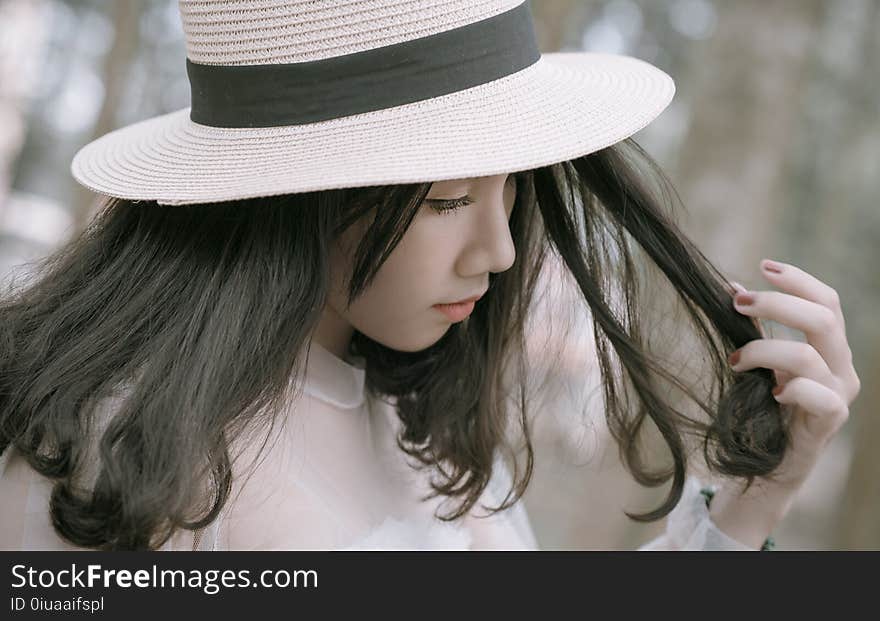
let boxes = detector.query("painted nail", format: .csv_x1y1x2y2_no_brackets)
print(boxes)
734,292,754,306
762,259,783,273
728,349,741,366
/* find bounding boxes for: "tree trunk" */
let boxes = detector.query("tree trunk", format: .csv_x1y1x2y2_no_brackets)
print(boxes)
72,1,141,231
673,0,825,279
833,0,880,551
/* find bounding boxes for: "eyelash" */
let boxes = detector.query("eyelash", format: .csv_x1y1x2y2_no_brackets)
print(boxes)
426,174,522,215
430,196,474,215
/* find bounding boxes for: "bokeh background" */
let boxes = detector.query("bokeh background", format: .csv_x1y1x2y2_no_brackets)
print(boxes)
0,0,877,549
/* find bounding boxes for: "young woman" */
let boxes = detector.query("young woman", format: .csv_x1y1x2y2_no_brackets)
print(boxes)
0,0,860,551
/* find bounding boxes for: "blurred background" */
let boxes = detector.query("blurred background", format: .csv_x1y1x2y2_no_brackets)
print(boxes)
0,0,877,549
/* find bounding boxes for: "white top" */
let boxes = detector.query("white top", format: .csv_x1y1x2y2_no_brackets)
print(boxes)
0,341,755,551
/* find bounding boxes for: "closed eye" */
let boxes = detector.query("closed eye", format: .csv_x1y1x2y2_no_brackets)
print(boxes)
425,196,474,215
425,173,522,215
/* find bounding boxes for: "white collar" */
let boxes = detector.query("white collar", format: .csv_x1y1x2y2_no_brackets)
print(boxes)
301,340,367,410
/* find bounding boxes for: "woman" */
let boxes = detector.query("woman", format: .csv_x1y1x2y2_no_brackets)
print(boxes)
0,0,860,551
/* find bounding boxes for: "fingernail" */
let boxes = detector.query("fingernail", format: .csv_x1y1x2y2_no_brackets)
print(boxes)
734,292,754,306
727,349,741,366
772,384,783,396
762,259,783,273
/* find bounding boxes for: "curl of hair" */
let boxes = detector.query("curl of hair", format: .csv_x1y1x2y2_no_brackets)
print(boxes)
0,138,790,548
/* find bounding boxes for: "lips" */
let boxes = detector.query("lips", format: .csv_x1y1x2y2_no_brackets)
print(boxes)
432,300,476,322
440,291,486,305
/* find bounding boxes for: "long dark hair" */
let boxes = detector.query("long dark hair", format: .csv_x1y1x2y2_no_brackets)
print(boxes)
0,138,790,549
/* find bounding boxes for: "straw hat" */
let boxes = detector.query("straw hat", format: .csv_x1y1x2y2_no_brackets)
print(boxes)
70,0,675,206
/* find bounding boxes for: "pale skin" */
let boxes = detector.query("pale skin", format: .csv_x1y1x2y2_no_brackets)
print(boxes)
311,175,862,550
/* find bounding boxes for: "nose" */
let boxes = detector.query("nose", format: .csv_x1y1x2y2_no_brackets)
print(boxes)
455,191,516,277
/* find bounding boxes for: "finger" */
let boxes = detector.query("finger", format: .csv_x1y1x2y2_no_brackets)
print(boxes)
733,289,852,379
729,338,836,390
772,376,850,438
759,259,847,330
729,280,767,339
729,278,774,382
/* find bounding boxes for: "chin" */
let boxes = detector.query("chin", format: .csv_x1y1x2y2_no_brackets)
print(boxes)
391,336,445,353
375,328,447,353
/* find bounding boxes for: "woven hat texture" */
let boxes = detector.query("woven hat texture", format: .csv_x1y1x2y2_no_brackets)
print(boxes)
70,0,676,206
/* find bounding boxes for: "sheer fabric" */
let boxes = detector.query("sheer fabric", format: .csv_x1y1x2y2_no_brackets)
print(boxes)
0,340,754,551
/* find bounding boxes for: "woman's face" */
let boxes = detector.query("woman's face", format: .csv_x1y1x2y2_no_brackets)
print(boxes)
314,173,518,356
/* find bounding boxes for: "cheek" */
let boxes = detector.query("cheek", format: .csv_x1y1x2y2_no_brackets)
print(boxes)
345,268,442,351
341,222,457,349
354,235,442,315
370,217,454,301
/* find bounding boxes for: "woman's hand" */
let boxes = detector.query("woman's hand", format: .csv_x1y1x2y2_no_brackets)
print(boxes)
729,258,861,491
708,258,861,548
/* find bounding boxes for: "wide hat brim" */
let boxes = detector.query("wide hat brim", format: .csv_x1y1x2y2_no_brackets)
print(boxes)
71,52,675,206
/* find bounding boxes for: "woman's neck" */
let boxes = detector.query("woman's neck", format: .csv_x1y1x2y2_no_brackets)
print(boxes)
310,302,355,360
